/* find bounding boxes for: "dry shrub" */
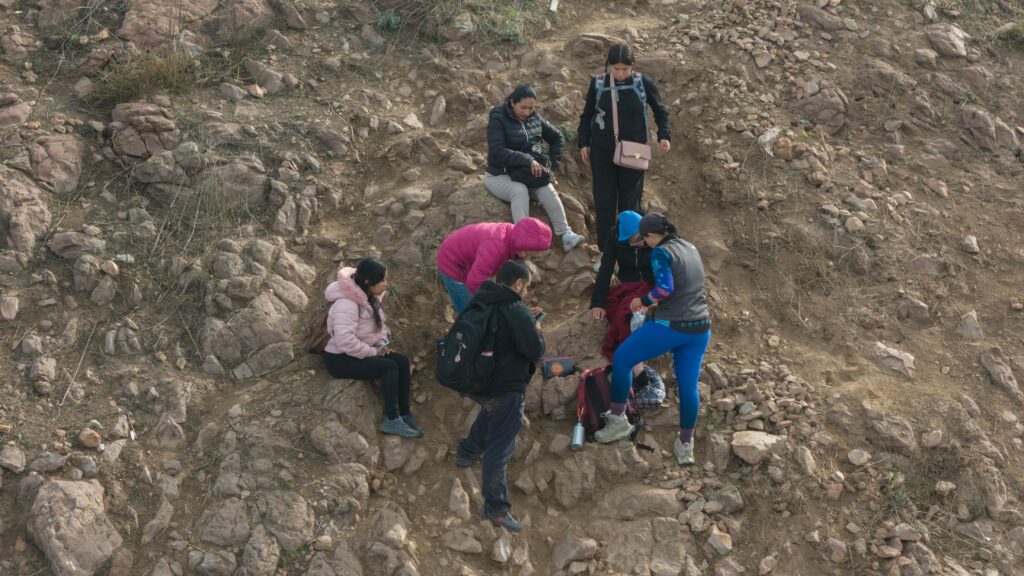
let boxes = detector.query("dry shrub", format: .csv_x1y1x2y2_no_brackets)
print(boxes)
90,49,204,108
996,23,1024,50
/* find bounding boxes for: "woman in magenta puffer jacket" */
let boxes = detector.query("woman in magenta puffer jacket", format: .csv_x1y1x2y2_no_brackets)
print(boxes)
436,217,552,313
324,257,422,438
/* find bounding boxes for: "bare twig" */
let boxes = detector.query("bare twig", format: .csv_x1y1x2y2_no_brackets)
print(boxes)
58,322,98,409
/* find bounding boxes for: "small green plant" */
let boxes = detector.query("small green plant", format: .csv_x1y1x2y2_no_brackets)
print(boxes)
558,123,577,143
476,4,530,46
281,544,311,565
376,8,402,31
995,23,1024,50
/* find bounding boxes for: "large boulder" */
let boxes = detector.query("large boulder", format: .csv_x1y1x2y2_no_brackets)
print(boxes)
27,480,123,576
256,491,315,553
791,87,848,135
0,166,52,253
199,157,268,210
110,102,181,159
117,0,219,47
926,24,969,58
28,135,85,195
731,431,785,465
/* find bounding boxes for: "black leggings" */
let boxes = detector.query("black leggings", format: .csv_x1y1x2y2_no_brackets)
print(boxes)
591,145,646,248
324,351,411,419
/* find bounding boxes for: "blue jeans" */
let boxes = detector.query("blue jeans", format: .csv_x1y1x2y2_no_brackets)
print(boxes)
458,392,524,515
439,270,472,314
612,321,711,429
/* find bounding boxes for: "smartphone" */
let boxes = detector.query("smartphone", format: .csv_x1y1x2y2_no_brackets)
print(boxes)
534,311,546,322
377,339,390,350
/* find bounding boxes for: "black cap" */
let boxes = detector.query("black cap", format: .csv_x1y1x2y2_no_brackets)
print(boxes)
638,213,670,236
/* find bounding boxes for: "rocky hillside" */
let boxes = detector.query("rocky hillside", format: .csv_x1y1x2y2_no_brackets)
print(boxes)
1,0,1023,575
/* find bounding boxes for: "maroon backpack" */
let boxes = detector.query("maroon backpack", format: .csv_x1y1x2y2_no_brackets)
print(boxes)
576,365,644,443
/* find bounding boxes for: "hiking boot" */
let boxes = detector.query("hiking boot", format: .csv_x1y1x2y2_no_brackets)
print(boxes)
674,437,695,466
480,506,522,533
454,447,478,468
562,231,584,252
593,411,634,444
401,414,424,437
379,417,420,438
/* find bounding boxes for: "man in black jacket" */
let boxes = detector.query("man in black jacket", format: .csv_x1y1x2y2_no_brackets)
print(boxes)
454,259,544,533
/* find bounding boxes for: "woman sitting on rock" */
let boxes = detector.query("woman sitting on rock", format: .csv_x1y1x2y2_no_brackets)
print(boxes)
594,213,710,467
485,84,584,253
436,217,552,314
323,257,422,439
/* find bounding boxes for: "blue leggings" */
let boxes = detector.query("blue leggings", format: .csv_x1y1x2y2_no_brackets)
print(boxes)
611,321,711,429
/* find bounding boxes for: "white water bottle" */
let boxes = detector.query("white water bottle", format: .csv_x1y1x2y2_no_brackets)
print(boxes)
629,310,646,332
571,422,585,451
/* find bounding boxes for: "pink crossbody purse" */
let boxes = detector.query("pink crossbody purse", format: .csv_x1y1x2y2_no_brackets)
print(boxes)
610,79,652,171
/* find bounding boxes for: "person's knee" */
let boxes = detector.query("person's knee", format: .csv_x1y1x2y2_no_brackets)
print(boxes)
509,183,529,200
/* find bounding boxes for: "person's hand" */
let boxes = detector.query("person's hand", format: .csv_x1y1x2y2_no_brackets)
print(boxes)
550,176,559,190
530,160,544,177
580,147,590,165
376,347,392,356
659,139,671,153
592,308,606,320
629,298,645,312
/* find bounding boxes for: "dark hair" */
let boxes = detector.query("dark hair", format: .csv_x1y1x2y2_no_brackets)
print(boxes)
497,259,531,287
507,84,537,106
606,43,634,67
353,257,387,328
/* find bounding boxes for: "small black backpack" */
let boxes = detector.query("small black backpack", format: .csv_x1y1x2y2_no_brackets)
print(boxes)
436,301,500,395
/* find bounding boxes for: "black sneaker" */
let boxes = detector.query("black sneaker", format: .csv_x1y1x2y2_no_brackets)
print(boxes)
454,451,477,468
480,506,522,533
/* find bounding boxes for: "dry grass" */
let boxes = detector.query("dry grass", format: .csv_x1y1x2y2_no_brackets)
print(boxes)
89,49,205,108
370,0,544,46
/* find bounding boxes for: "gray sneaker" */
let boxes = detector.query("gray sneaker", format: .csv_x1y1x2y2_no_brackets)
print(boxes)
674,437,695,466
562,231,584,252
379,417,420,438
401,415,424,437
593,411,634,444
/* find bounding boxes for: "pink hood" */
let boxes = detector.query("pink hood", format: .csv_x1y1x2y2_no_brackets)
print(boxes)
436,218,552,292
325,267,368,304
323,267,389,358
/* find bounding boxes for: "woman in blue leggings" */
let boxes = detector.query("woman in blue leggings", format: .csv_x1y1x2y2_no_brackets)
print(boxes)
594,213,711,466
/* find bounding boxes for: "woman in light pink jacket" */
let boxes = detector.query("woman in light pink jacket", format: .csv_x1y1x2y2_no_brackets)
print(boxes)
324,258,421,438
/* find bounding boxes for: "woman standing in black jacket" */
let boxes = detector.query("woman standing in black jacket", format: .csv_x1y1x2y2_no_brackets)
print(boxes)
578,44,671,250
486,85,585,253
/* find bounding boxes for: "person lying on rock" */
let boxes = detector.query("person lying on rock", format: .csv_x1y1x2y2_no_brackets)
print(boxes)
591,209,656,376
454,259,544,533
436,217,552,314
484,83,585,253
323,257,422,439
594,213,710,467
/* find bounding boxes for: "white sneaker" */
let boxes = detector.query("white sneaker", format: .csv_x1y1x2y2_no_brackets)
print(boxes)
674,437,695,466
562,231,584,252
594,411,634,444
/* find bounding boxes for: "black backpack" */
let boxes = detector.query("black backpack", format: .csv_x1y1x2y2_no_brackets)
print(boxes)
436,301,500,395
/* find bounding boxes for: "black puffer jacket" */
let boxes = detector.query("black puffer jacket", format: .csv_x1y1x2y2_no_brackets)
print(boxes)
468,280,545,397
486,102,565,176
590,223,654,309
577,73,671,151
